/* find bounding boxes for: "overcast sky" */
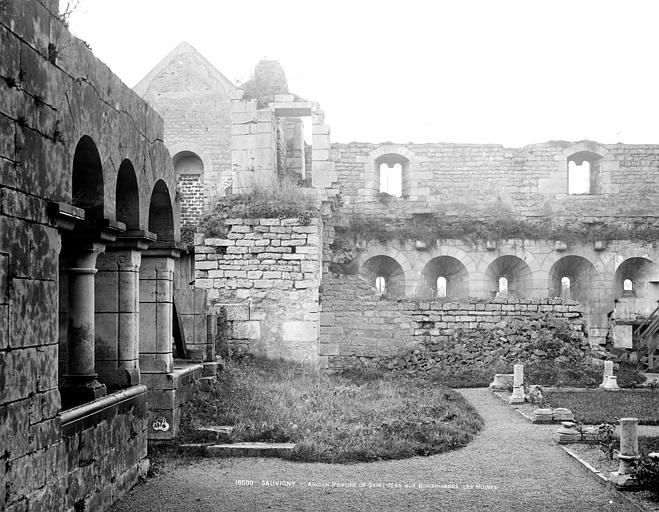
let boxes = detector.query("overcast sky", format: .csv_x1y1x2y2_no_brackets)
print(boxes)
66,0,659,146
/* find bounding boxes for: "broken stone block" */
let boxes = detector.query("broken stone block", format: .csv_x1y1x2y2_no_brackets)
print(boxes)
532,408,554,424
489,373,513,390
553,421,582,444
552,408,574,422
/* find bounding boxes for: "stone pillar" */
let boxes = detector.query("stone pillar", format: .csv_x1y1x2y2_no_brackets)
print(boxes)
95,248,142,387
509,363,525,404
610,418,641,489
139,248,179,373
60,242,107,409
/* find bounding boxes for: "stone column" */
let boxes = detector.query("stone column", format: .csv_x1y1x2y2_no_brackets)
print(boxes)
509,363,525,404
60,242,107,409
610,418,641,488
139,247,180,374
95,248,142,387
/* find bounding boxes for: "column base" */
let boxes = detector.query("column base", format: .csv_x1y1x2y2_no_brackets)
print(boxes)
609,472,642,490
60,375,107,409
509,385,525,404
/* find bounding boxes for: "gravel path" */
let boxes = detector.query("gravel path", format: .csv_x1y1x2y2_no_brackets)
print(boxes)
110,388,637,511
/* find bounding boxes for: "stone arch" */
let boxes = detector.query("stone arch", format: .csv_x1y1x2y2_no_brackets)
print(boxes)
418,256,469,299
168,143,213,176
72,135,104,220
485,255,534,298
368,144,416,162
615,257,659,300
148,180,175,242
548,255,596,302
561,140,610,159
361,255,405,298
116,159,140,230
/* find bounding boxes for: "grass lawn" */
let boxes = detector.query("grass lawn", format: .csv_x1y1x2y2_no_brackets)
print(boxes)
179,357,483,463
545,389,659,425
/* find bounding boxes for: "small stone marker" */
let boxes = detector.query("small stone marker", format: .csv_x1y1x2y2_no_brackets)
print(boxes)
599,361,614,388
509,364,525,404
552,408,575,422
610,418,641,489
489,373,514,390
601,375,620,391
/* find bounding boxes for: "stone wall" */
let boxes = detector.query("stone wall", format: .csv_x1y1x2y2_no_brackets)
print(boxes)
195,218,322,363
0,1,194,509
331,141,659,222
320,275,586,371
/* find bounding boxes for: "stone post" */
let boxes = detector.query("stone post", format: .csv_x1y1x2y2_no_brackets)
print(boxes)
599,360,614,388
610,418,641,489
139,247,180,373
60,242,107,409
509,363,525,404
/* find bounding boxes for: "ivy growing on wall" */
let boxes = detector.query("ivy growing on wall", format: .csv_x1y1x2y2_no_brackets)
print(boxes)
341,214,659,246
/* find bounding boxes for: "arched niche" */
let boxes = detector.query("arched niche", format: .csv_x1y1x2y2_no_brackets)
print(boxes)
615,257,659,300
418,256,469,299
116,159,140,230
72,135,104,219
173,151,204,176
548,255,596,303
485,255,533,298
148,180,175,242
361,255,405,298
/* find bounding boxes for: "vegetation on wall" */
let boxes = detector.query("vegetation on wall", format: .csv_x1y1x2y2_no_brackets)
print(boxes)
342,213,659,246
197,179,318,237
241,59,289,108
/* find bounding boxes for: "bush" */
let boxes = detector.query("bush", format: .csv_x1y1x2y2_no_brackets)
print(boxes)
198,178,318,237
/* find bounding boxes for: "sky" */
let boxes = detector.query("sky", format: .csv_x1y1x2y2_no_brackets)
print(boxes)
66,0,659,146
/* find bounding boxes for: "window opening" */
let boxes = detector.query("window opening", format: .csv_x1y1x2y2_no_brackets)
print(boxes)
436,276,447,298
375,276,386,294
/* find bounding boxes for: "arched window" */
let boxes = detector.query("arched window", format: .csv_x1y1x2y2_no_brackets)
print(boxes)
623,279,634,292
436,276,447,298
561,276,571,299
497,276,508,296
375,276,386,294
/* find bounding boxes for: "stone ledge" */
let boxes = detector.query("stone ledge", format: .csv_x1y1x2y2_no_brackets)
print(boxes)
206,442,296,459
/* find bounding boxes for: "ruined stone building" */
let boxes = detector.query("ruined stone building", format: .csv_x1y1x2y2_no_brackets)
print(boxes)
138,43,659,373
1,3,214,510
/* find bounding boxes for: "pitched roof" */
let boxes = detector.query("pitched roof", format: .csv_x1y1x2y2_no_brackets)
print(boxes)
134,41,236,98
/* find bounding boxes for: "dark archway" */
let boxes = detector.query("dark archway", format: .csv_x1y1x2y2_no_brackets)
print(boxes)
116,159,140,230
148,180,175,242
72,135,104,219
362,255,405,298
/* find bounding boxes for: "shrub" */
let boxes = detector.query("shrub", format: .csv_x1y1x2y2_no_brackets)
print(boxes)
198,178,318,237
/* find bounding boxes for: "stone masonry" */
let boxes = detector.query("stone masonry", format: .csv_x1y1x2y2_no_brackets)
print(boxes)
196,218,322,363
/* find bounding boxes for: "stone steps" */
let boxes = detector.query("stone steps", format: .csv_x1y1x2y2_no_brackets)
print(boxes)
178,441,296,459
178,425,296,459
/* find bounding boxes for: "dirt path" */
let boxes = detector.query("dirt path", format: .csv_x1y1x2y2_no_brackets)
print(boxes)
110,388,637,511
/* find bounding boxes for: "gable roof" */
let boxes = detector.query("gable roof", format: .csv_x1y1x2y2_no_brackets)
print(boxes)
134,41,236,98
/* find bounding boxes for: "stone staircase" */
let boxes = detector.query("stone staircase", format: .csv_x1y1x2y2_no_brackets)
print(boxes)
179,425,296,459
